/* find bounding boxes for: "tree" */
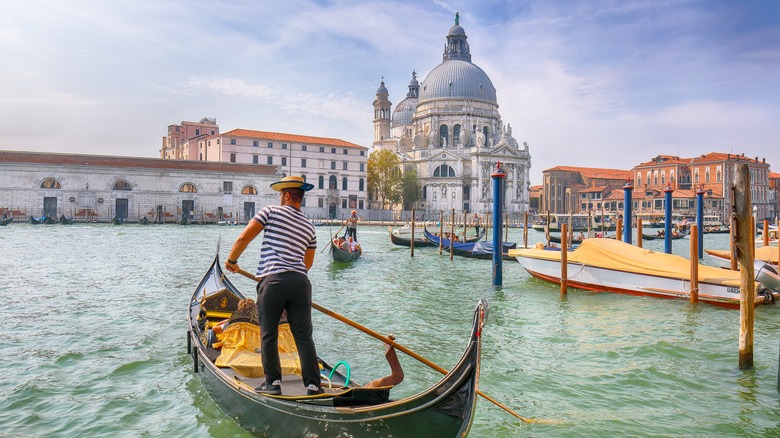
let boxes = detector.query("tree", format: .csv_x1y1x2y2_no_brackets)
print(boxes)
401,169,420,210
367,149,402,209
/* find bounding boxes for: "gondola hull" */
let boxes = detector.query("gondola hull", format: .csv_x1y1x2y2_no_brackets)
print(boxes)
388,228,436,247
331,241,362,262
0,217,12,226
188,252,484,436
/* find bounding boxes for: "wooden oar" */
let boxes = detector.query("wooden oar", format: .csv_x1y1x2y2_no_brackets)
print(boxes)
321,222,347,253
235,267,542,424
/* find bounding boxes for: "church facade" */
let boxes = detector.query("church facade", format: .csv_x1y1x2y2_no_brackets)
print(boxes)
372,14,532,217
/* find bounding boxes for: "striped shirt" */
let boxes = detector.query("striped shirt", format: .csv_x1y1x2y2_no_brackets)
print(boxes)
253,205,317,278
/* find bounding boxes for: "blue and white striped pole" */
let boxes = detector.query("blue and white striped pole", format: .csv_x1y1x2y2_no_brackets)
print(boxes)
491,163,506,287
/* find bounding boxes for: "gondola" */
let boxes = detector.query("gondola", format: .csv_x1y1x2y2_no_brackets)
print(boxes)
112,216,125,225
641,232,684,241
547,233,583,245
139,216,149,225
187,249,485,437
388,226,436,247
41,215,57,224
29,216,41,225
331,239,362,262
424,229,516,260
178,216,190,225
59,214,74,224
0,217,13,226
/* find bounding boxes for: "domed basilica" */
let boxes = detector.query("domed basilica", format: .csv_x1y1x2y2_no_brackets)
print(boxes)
373,14,532,215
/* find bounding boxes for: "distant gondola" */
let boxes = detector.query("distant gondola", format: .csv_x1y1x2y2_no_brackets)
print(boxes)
59,214,74,225
179,216,190,225
331,239,361,262
0,217,13,226
187,249,485,436
139,216,149,225
387,227,436,247
112,217,125,225
42,215,57,224
547,233,583,245
641,232,684,241
29,216,41,225
424,228,516,260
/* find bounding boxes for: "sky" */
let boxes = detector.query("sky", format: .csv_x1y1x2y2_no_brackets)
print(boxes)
1,0,779,184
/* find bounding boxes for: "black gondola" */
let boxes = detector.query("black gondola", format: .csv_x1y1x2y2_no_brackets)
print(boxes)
112,217,125,225
187,250,485,437
139,216,149,225
178,216,190,225
388,227,435,247
547,233,583,245
424,229,516,260
331,239,362,262
29,216,41,225
0,217,13,226
641,232,684,241
59,214,74,225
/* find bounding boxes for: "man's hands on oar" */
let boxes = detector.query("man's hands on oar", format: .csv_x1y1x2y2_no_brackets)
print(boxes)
230,267,549,425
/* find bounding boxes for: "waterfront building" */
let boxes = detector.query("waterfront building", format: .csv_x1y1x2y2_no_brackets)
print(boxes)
540,166,631,215
161,121,369,220
0,150,279,223
372,14,532,218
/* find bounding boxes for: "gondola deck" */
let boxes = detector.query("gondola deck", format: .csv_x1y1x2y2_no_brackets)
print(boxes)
188,247,485,436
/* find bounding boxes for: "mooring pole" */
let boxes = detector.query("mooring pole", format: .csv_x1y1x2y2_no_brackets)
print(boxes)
623,180,634,244
492,163,506,287
734,164,754,369
690,224,699,304
410,208,416,258
664,184,674,254
561,223,568,295
696,187,705,259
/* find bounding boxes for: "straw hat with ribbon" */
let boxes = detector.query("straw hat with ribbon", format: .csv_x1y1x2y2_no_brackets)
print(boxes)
270,175,314,192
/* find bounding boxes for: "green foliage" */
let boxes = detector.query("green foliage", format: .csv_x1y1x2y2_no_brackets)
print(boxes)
367,149,401,209
401,169,420,210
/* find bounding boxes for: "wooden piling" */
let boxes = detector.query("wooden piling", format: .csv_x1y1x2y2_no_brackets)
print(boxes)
735,164,754,369
763,219,770,246
561,223,568,295
439,211,443,255
616,219,623,242
410,208,415,258
637,218,643,248
690,224,699,304
505,212,509,242
523,211,528,249
450,208,455,260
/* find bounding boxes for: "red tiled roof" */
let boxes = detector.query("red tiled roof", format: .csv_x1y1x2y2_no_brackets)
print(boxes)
581,186,608,193
0,150,278,174
544,166,631,180
224,129,366,149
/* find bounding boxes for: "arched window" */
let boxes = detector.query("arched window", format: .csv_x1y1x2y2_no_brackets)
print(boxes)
329,175,337,190
318,176,324,189
439,125,448,148
241,186,257,195
40,178,61,189
113,180,132,191
433,165,456,177
179,183,197,193
453,124,461,146
342,177,348,190
359,178,364,191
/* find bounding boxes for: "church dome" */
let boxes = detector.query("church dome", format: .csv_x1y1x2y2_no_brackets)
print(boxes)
392,96,418,126
419,60,497,103
448,24,466,36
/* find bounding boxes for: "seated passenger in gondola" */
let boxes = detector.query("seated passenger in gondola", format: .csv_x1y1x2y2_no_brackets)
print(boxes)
347,236,360,252
364,336,405,388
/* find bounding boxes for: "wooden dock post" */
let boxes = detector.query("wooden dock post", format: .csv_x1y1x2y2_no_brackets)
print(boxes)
763,219,770,246
690,224,699,303
410,208,416,258
734,164,754,369
561,223,568,295
523,211,528,249
616,219,623,242
637,218,643,248
439,210,444,255
450,208,455,261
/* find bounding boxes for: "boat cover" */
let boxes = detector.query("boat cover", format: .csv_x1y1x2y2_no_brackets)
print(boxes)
706,246,778,264
470,241,517,255
510,238,745,286
214,322,302,378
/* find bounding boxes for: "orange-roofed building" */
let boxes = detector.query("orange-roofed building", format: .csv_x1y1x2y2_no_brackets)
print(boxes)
541,166,631,214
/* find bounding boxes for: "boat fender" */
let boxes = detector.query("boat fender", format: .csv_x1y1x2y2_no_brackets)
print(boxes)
193,346,199,373
328,361,351,386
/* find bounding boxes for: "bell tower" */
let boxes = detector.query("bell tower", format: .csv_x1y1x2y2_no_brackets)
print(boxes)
373,78,392,144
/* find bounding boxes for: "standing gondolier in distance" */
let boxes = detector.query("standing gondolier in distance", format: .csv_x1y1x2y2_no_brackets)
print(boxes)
223,175,324,396
345,210,359,241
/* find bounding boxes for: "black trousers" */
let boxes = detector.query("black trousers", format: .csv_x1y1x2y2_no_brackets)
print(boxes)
346,227,357,241
256,272,320,388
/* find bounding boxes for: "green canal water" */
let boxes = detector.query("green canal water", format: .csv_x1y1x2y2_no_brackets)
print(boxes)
1,223,780,437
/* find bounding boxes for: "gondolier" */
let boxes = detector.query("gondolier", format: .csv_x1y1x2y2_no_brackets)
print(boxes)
345,210,359,241
224,175,324,396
